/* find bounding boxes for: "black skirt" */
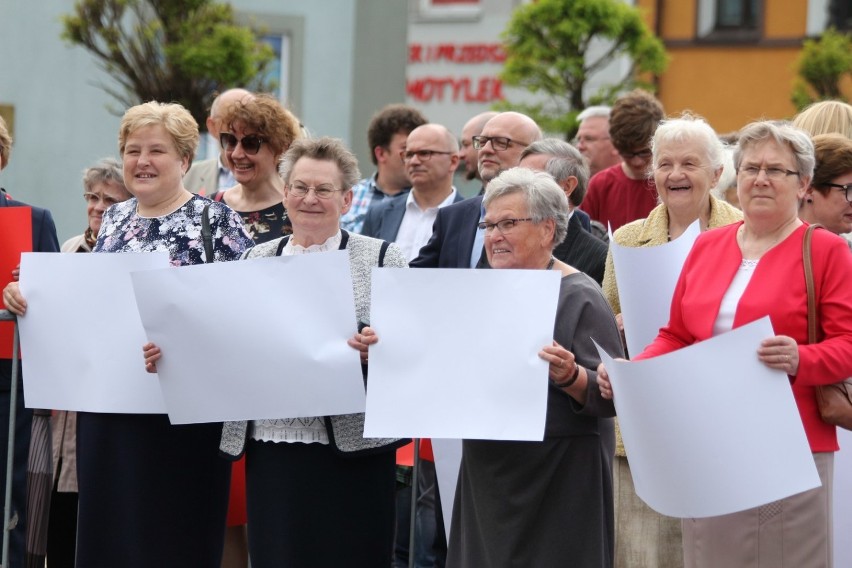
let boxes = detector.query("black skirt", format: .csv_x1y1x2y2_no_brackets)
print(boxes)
245,439,396,568
75,412,230,568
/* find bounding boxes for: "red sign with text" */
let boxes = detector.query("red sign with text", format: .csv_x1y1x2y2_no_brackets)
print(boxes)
407,42,505,104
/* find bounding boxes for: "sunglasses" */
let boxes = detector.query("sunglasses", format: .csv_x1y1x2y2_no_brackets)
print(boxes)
219,133,265,155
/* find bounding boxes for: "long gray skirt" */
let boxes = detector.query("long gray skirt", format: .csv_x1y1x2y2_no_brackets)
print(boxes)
447,435,613,568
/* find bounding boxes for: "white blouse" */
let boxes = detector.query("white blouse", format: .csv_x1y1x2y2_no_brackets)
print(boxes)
251,232,343,445
712,258,758,336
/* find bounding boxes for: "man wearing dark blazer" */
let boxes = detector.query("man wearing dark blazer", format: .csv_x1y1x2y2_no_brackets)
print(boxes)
411,112,542,268
0,190,59,568
362,124,464,261
518,139,608,285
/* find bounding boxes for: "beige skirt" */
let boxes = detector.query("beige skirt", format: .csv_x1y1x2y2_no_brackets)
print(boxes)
683,452,834,568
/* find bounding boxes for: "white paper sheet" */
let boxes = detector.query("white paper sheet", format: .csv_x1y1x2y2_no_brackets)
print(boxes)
610,220,700,356
833,428,852,564
596,317,820,518
130,251,367,424
431,438,463,544
17,252,170,413
363,268,561,441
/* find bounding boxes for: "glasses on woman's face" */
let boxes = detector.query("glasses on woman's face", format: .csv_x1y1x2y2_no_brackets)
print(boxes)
824,182,852,203
288,182,341,199
83,193,121,207
738,165,799,181
478,217,533,234
219,133,264,155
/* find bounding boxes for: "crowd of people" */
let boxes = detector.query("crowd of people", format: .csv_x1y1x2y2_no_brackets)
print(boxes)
0,88,851,568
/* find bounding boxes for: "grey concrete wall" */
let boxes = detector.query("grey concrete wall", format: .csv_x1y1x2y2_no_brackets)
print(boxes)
0,0,408,241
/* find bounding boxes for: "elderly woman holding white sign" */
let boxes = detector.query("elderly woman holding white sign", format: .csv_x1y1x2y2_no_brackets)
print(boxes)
601,114,742,567
443,167,623,568
147,137,408,567
598,120,852,568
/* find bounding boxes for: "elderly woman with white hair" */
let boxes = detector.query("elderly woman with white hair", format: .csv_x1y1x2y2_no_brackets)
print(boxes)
601,113,742,567
599,120,852,567
446,167,623,568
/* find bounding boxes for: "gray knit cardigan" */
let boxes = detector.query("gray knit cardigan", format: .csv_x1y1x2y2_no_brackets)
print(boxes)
219,231,408,458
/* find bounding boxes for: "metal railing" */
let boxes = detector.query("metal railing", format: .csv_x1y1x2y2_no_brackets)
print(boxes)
0,309,19,568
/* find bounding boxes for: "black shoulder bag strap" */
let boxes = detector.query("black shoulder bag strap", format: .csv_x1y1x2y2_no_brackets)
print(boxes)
201,203,214,263
378,240,390,267
276,231,354,256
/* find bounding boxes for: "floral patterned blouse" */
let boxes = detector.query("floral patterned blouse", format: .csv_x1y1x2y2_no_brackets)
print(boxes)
95,195,253,264
211,192,293,244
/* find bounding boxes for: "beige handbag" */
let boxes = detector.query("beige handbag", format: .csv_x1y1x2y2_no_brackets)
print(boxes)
803,224,852,430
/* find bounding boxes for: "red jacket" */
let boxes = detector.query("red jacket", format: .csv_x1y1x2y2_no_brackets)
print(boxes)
638,222,852,452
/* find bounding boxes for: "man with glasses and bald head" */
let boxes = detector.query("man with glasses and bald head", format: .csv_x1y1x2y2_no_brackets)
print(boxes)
411,112,542,268
362,124,464,261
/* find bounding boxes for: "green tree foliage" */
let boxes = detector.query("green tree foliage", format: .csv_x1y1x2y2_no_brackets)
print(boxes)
498,0,668,139
792,28,852,110
62,0,275,128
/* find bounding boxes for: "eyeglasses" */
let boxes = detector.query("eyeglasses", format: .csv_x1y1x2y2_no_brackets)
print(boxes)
288,182,342,199
83,193,122,206
472,136,529,151
220,133,265,155
823,182,852,202
620,148,653,160
573,135,610,145
400,149,454,162
738,166,799,180
477,217,534,234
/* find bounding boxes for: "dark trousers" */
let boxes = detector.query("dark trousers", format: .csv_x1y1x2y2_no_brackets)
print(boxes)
394,460,447,568
0,379,32,568
46,485,78,568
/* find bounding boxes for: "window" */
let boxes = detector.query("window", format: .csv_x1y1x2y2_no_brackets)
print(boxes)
697,0,763,41
715,0,758,30
829,0,851,31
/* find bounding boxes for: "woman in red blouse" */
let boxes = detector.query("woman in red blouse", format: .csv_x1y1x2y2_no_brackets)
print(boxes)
599,120,852,568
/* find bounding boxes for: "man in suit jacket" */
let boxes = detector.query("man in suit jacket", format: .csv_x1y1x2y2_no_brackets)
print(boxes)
183,88,251,196
411,112,542,268
362,124,463,261
518,139,608,285
0,191,59,568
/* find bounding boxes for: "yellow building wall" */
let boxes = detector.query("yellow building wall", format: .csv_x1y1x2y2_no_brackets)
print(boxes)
658,47,801,132
764,1,808,38
652,0,808,133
